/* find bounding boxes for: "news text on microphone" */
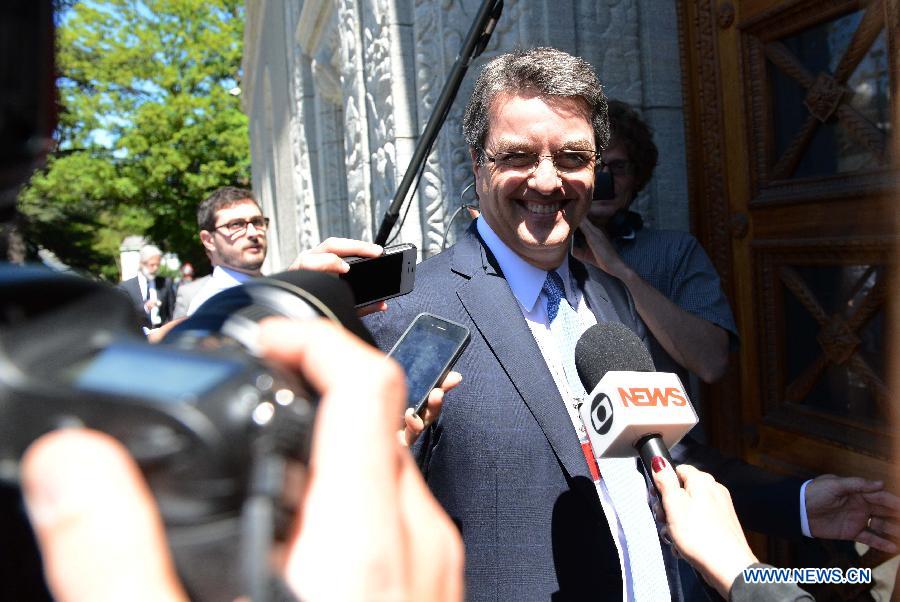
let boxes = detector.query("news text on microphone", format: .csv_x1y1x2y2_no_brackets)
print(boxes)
742,567,872,585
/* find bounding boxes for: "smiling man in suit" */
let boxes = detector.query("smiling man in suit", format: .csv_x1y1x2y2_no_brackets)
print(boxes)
366,47,675,601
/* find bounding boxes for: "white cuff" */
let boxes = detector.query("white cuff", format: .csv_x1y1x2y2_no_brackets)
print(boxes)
800,479,813,538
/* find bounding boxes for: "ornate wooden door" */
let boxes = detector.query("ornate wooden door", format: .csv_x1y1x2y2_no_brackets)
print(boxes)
679,0,897,594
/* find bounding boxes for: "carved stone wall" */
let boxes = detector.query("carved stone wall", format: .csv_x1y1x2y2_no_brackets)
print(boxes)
243,0,688,266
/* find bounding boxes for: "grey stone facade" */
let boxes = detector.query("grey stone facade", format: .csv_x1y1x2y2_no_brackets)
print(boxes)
242,0,687,271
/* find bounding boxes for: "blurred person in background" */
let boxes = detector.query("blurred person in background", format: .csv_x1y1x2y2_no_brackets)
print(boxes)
117,244,174,331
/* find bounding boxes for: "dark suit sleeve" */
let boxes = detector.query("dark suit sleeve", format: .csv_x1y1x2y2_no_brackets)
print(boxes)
619,274,650,349
672,437,806,538
116,278,138,305
159,277,176,323
116,278,150,330
581,262,651,349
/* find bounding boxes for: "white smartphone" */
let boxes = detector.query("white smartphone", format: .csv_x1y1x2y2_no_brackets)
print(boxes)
339,243,416,307
388,312,470,416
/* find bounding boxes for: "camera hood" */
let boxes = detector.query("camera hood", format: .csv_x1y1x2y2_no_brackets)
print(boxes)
169,269,375,349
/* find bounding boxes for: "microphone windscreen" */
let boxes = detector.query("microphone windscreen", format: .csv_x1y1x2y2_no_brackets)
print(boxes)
574,321,655,392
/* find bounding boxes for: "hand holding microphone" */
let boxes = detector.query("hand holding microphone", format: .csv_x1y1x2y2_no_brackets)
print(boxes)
573,321,698,489
651,460,760,599
573,324,817,601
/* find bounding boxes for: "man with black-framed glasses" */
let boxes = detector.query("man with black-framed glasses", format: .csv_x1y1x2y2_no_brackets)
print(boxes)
183,185,390,320
186,186,270,316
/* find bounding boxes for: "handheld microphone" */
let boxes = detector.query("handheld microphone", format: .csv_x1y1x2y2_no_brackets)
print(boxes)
574,322,697,479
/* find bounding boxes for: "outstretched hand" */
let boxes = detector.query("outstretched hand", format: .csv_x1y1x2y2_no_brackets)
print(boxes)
652,460,757,599
262,319,463,600
806,474,900,554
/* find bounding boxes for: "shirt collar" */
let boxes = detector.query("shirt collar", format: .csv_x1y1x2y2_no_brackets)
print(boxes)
476,217,572,313
214,265,255,285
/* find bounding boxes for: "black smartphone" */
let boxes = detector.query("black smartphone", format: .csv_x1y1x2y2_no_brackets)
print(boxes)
388,312,470,416
339,243,416,307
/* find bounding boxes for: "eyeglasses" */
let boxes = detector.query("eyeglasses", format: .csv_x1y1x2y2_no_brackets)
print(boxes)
482,149,599,173
213,216,270,236
599,158,635,176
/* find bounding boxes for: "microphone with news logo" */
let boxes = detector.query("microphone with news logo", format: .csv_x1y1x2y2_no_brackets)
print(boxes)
574,322,698,487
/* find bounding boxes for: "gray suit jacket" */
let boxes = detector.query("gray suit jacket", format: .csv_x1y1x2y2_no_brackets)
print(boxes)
172,275,210,320
366,225,678,601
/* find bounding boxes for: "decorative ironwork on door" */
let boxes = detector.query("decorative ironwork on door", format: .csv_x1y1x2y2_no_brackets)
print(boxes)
743,0,895,201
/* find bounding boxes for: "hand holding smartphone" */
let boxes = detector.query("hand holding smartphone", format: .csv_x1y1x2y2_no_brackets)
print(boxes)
388,312,470,416
339,243,417,307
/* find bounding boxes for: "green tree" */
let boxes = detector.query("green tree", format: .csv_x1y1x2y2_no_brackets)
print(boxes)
20,0,249,280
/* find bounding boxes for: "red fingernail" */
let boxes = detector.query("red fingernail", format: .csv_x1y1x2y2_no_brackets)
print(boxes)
651,456,667,473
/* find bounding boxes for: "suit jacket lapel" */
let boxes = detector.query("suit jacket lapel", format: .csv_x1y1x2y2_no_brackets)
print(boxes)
572,258,617,324
451,229,593,482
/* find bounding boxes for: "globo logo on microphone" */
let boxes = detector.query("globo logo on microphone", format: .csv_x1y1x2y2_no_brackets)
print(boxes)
590,393,614,435
578,371,698,458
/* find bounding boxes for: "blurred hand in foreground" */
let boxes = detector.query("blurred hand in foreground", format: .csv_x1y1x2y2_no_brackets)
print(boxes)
22,317,464,602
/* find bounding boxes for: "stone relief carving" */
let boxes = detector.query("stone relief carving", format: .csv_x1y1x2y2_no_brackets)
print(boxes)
308,14,351,239
285,2,320,252
411,0,454,255
412,0,521,255
578,0,642,103
337,0,374,242
361,0,399,241
317,100,350,238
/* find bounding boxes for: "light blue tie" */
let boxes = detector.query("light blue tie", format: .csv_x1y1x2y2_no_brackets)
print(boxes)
543,271,670,601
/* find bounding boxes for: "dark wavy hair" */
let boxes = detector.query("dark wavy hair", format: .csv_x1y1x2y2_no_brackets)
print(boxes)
463,47,609,163
607,100,658,195
197,186,260,231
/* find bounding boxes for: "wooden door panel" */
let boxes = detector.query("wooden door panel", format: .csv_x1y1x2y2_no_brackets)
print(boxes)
680,0,896,462
736,0,896,469
749,194,898,237
679,0,897,588
742,0,893,196
754,424,896,481
753,237,893,461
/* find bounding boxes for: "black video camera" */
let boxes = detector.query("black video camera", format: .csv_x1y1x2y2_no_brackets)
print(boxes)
0,264,370,601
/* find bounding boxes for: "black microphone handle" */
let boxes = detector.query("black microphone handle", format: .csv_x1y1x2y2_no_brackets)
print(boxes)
635,433,674,498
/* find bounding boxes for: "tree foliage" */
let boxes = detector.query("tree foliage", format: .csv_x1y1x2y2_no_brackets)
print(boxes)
20,0,249,280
